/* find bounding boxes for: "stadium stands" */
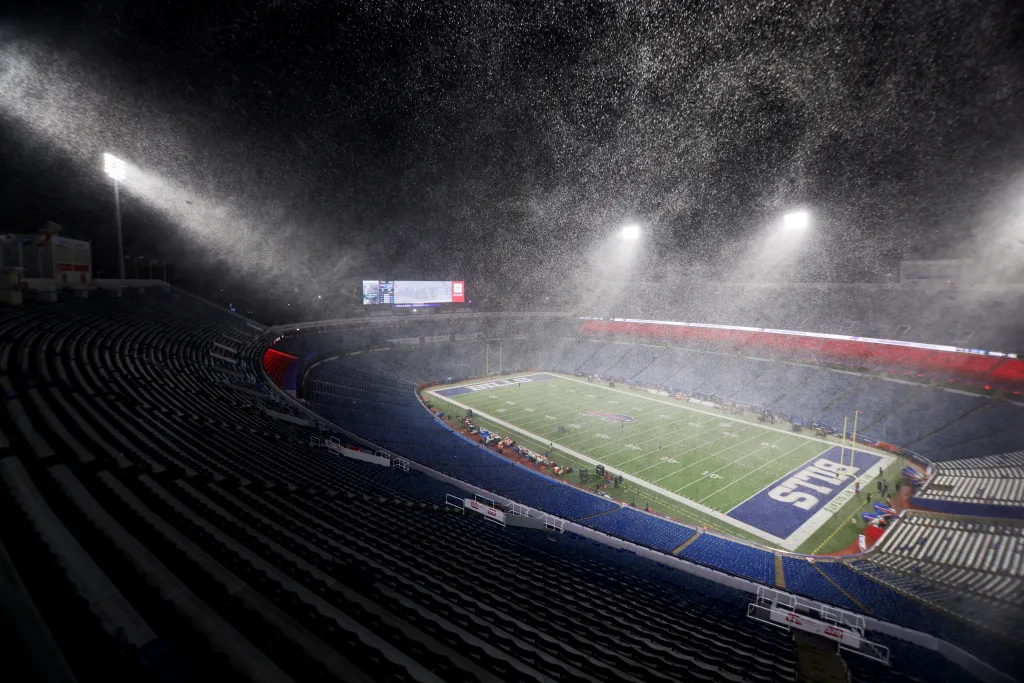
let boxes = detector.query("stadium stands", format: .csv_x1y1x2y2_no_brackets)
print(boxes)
814,562,930,625
582,506,697,553
919,477,1024,508
915,451,1024,512
1,292,1019,682
458,335,1019,461
604,282,1024,352
780,557,859,612
0,293,809,682
934,451,1024,477
676,534,776,584
299,332,1022,674
776,541,1023,675
864,513,1023,621
580,315,1024,393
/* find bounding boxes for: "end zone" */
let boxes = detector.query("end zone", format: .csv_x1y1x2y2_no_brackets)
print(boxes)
434,373,557,397
728,446,894,548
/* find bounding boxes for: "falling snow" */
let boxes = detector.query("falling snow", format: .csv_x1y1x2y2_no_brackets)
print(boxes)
0,1,1022,325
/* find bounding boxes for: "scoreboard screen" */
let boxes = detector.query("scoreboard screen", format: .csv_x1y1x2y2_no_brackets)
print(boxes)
362,280,465,307
362,280,394,305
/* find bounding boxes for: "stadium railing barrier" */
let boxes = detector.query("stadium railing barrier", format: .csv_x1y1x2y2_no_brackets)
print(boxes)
541,514,566,533
748,586,891,665
464,497,506,526
507,501,530,517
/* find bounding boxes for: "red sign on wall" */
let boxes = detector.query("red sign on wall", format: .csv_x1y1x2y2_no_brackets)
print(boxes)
465,499,505,523
769,608,861,647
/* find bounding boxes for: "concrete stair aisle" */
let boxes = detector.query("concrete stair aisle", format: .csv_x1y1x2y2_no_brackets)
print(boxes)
793,631,850,683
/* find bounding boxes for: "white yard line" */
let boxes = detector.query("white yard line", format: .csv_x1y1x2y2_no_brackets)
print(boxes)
525,396,756,475
553,373,873,451
471,385,723,461
479,384,764,471
429,389,788,546
591,425,704,469
648,427,781,485
579,417,717,461
694,442,827,502
604,411,740,455
607,423,724,470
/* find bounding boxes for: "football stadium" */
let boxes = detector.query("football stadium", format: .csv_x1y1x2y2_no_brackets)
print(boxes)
2,3,1024,683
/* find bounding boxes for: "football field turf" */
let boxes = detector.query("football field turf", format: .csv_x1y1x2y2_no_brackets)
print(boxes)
428,372,894,551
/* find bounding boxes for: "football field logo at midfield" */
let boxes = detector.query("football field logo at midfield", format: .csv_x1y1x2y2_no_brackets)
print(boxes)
583,410,636,423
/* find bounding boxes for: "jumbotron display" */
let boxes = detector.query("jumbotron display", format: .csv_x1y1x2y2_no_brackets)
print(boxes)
362,280,466,308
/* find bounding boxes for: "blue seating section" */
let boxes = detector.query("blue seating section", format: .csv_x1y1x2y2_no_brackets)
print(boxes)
813,378,909,435
676,534,775,584
930,430,1024,461
310,362,619,521
822,563,1022,675
583,507,697,553
780,558,859,611
726,362,816,408
913,402,1024,458
769,370,864,422
817,563,928,624
855,391,984,452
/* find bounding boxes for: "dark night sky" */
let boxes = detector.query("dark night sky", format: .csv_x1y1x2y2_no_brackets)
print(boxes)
1,1,1023,315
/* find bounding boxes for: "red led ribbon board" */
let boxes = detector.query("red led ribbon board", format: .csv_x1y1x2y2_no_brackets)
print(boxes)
581,319,1024,390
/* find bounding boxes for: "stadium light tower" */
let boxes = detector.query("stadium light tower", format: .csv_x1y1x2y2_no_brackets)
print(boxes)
621,223,641,240
783,211,809,231
103,153,128,280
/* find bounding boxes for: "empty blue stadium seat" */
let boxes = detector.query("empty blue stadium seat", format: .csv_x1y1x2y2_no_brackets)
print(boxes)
677,534,774,584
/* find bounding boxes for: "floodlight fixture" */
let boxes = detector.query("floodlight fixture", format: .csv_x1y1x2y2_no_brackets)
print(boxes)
104,153,127,182
621,223,641,240
783,211,809,230
103,153,128,280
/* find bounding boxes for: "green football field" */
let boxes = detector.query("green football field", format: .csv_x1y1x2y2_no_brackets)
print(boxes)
426,373,899,552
